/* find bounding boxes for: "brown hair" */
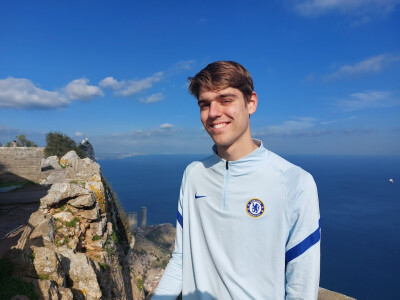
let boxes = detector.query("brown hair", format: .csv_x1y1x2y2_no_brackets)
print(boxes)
188,61,254,101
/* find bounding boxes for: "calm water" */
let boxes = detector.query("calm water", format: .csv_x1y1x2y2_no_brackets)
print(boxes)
99,154,400,299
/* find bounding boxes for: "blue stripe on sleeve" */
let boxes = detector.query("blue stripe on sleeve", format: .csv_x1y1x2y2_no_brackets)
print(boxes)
285,220,321,264
177,211,183,228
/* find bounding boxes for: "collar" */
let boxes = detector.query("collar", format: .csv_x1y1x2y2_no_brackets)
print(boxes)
207,139,269,176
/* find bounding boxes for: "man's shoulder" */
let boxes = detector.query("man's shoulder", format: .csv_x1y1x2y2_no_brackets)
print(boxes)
183,154,214,176
266,150,313,186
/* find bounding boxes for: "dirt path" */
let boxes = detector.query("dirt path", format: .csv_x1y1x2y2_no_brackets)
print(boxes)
0,184,49,257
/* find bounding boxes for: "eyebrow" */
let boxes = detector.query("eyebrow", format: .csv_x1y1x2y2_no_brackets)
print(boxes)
198,93,238,103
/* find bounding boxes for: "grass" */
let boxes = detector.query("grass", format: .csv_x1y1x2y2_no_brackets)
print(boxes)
64,217,79,227
0,180,36,189
92,235,101,241
0,258,38,300
38,274,49,280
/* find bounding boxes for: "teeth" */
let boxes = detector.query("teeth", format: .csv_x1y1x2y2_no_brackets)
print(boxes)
213,123,227,129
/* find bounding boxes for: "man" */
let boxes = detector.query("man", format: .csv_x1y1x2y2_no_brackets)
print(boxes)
153,61,320,299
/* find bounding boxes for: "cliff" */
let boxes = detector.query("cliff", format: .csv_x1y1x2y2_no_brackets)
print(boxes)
0,148,356,300
1,150,141,299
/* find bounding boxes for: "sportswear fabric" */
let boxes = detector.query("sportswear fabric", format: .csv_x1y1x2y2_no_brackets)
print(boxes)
153,140,320,300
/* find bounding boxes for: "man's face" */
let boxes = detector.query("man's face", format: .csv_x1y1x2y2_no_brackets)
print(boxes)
198,86,257,150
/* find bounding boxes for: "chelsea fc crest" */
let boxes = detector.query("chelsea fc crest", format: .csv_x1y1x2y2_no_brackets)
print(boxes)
246,198,265,218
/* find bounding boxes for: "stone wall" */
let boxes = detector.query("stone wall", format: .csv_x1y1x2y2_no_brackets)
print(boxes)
0,147,44,183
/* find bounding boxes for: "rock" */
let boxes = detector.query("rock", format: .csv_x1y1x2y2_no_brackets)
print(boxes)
79,138,96,161
53,211,74,222
86,240,103,251
318,288,356,300
35,279,73,300
56,247,102,299
69,194,95,208
60,151,80,170
78,206,99,221
40,170,68,185
32,246,65,286
89,221,104,237
40,183,91,208
30,215,55,243
28,210,47,227
41,156,62,170
143,268,164,294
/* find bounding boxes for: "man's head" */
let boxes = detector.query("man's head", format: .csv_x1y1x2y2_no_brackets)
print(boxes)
188,61,254,102
188,61,258,160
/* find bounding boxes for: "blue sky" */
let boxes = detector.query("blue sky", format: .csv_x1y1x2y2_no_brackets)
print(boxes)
1,0,399,156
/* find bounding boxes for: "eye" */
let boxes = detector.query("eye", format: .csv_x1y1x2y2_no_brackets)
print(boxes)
198,101,209,110
221,99,232,104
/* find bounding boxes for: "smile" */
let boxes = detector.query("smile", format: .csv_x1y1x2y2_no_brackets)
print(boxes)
211,122,229,129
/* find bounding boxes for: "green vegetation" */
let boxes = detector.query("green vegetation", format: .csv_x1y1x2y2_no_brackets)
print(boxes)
0,180,35,189
0,258,38,299
64,217,79,227
55,236,69,246
92,235,101,241
44,131,86,158
112,231,118,243
38,274,49,280
99,262,107,271
5,134,37,147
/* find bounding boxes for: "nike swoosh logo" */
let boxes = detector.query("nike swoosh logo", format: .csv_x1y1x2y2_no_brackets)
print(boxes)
195,193,207,199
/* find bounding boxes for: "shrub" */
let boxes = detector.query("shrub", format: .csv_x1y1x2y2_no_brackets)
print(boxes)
16,134,37,147
44,131,86,158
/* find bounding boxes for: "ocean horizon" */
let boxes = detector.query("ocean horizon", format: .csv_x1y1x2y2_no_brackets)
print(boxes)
99,153,400,299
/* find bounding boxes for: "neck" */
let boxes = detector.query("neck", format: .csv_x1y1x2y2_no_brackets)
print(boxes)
217,138,258,161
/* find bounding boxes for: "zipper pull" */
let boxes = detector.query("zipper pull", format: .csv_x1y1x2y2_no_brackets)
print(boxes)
226,160,229,170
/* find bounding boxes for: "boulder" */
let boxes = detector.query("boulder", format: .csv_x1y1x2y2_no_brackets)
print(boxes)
68,194,95,208
30,215,55,243
60,151,80,170
79,138,96,161
56,247,102,300
40,170,68,185
78,206,99,221
32,246,65,286
35,279,73,300
40,183,91,208
41,156,62,170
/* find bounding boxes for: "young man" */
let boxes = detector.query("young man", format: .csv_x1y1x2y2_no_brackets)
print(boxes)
153,61,320,299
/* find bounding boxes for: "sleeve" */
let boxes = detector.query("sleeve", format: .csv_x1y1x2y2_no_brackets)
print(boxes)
285,172,321,300
152,171,185,299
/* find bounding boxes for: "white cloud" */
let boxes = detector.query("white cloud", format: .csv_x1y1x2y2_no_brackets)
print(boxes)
172,60,196,72
294,0,400,17
0,77,69,109
336,90,400,111
65,78,103,100
75,131,84,137
160,123,174,129
99,72,164,96
326,54,400,80
99,76,123,89
266,118,315,136
140,93,164,103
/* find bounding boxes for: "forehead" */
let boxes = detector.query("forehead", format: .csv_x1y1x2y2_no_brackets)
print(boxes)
198,86,243,100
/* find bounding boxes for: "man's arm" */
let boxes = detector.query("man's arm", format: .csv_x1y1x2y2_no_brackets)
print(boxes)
285,172,321,300
152,177,185,299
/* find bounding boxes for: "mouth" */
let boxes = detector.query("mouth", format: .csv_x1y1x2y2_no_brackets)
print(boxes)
210,122,229,129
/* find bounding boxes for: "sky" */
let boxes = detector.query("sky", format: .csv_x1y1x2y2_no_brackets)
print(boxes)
0,0,399,156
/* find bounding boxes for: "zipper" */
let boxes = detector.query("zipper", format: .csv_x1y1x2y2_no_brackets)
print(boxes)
222,160,229,210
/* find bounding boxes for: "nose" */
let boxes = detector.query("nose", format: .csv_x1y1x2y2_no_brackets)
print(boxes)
208,101,222,118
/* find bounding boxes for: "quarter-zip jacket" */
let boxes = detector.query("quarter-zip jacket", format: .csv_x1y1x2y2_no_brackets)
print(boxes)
153,141,320,300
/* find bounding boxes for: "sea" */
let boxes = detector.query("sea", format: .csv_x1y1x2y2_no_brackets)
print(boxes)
99,154,400,299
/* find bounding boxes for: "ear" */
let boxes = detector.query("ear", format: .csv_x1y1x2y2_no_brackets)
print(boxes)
247,92,258,115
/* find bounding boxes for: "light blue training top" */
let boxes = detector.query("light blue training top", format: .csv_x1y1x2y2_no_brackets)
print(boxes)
153,141,320,300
